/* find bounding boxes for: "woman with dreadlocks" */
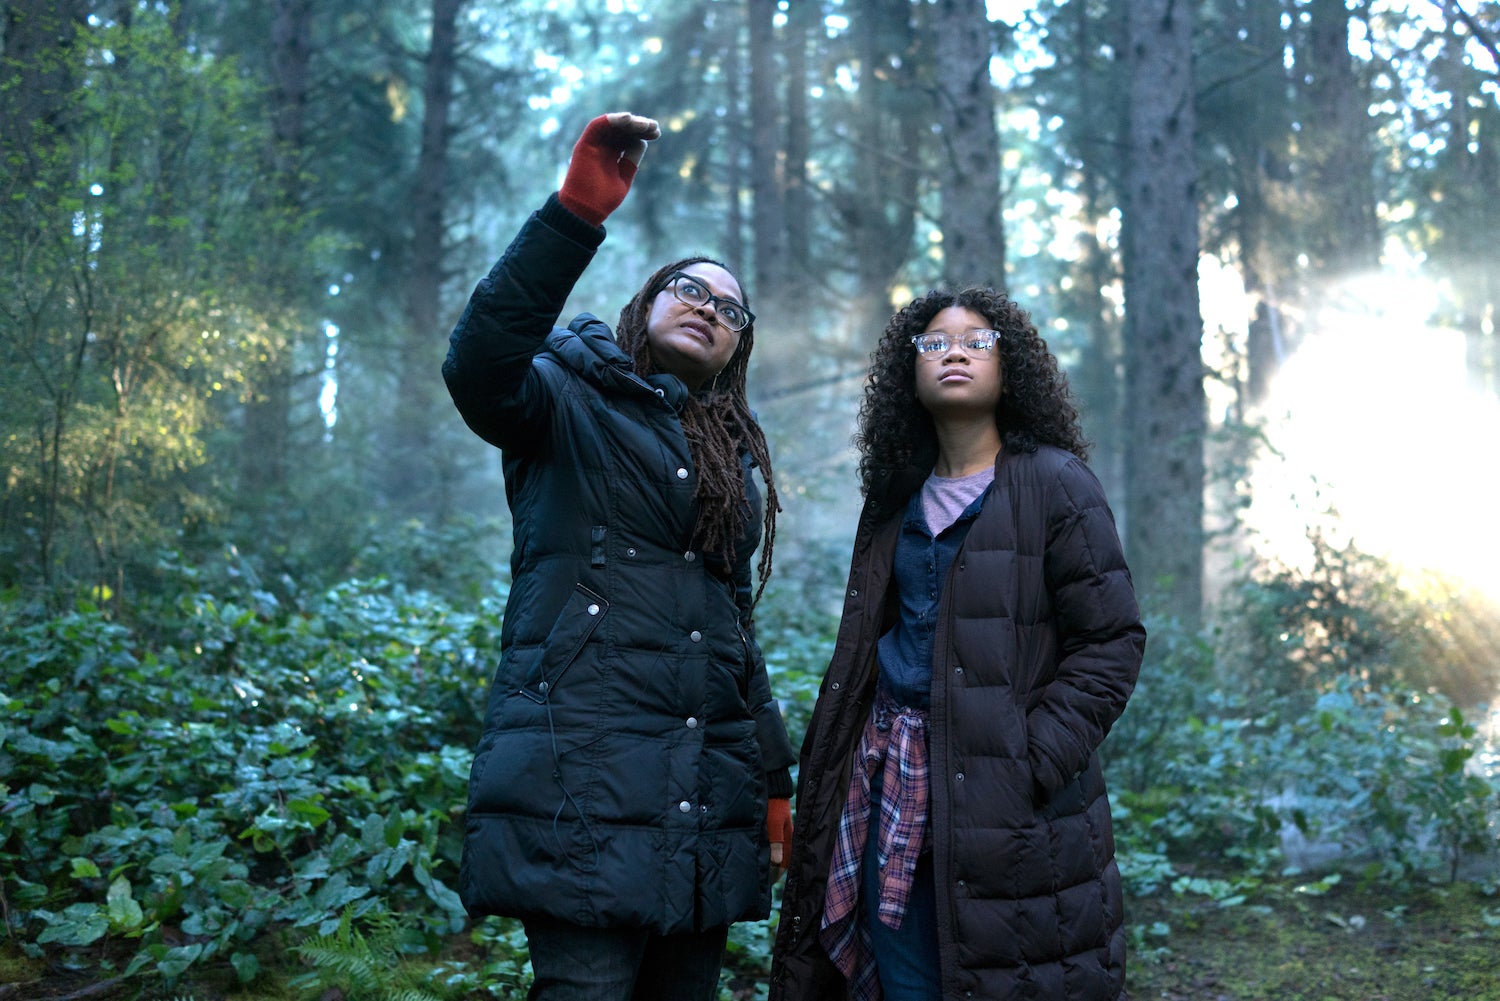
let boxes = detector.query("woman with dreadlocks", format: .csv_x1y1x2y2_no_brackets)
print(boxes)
443,112,795,1001
770,288,1146,1001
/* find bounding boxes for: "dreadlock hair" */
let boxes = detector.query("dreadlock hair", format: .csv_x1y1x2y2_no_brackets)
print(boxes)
855,286,1089,497
614,256,780,606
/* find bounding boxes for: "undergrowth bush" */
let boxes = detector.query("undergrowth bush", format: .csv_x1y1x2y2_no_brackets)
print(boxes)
1,557,505,994
4,528,1498,997
1107,535,1500,918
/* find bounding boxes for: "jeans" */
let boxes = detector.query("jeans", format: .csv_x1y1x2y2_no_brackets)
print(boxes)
861,782,941,1001
522,915,729,1001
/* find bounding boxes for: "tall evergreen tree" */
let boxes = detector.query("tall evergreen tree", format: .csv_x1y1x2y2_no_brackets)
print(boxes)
1123,0,1206,628
1411,4,1500,399
238,0,313,502
845,0,923,344
1298,0,1382,278
1197,0,1298,406
748,0,790,308
929,0,1006,288
386,0,467,519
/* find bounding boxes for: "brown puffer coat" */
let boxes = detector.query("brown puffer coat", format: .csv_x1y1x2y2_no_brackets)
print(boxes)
770,445,1146,1000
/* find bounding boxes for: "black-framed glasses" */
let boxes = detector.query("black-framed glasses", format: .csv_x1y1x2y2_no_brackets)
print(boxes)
664,271,754,332
910,329,1000,357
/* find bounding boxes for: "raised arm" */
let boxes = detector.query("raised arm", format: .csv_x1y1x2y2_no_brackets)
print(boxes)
442,113,660,450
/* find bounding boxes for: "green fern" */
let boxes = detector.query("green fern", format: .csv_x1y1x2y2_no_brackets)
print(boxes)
289,908,446,1001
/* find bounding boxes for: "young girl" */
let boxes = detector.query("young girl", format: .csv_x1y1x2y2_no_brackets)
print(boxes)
771,288,1146,1001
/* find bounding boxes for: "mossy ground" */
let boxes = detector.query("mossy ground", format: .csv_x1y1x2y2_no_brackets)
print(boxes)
1126,880,1500,1001
6,880,1499,1000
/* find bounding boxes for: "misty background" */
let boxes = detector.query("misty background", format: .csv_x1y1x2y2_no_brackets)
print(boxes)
7,1,1498,634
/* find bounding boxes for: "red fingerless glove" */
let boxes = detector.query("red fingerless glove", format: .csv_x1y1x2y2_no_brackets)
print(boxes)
767,797,793,871
559,115,642,226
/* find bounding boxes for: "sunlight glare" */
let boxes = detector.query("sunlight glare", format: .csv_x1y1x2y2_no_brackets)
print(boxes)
1243,273,1500,600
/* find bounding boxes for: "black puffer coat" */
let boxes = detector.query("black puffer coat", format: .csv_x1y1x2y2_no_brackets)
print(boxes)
771,445,1145,1000
443,195,796,934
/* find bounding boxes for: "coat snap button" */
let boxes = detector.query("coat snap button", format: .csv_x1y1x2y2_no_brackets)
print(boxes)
678,800,691,813
686,717,698,729
690,630,702,642
830,682,841,691
676,467,688,479
627,547,637,557
956,772,965,781
587,603,600,616
684,551,696,562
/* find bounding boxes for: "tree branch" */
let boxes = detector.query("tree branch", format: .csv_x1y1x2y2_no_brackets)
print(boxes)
1439,0,1500,79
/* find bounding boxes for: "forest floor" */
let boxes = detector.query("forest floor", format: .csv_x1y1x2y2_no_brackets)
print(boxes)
4,879,1499,1000
1123,878,1500,1001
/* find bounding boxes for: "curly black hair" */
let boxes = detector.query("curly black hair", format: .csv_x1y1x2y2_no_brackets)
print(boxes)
615,257,779,604
854,286,1088,497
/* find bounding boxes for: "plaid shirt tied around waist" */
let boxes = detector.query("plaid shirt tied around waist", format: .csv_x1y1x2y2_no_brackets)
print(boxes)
819,688,931,1000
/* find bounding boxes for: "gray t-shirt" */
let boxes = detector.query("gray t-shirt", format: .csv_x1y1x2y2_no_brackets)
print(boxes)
921,466,995,533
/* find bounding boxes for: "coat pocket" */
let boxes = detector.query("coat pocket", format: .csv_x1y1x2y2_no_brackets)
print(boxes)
517,582,609,703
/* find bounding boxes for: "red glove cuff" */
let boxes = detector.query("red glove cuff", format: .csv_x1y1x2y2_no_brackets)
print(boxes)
559,115,640,226
766,797,793,845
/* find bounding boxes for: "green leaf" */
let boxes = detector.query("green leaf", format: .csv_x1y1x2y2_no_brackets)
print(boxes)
37,904,109,946
70,857,102,879
288,798,331,826
156,942,205,980
230,950,261,983
106,876,145,932
1440,747,1473,775
360,812,387,852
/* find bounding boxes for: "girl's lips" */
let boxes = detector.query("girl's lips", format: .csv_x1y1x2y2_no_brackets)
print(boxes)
937,369,972,383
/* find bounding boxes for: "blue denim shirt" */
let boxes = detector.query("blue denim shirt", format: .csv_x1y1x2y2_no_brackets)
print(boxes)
874,486,988,708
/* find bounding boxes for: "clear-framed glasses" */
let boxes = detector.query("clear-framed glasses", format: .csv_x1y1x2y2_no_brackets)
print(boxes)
910,329,1000,357
665,271,754,332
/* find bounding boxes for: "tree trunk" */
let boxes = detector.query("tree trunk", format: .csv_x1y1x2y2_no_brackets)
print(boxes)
1302,0,1381,278
1436,8,1500,400
784,0,814,304
848,0,921,347
242,0,312,499
409,0,461,358
1123,0,1205,628
387,0,465,518
1068,1,1127,503
930,0,1006,288
1228,0,1295,406
747,0,788,307
725,21,746,270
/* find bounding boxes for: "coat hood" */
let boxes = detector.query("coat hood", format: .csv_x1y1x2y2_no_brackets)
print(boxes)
547,313,691,412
